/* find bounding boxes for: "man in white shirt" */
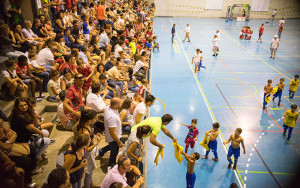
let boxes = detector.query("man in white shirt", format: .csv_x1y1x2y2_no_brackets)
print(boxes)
270,35,280,59
98,98,123,166
272,9,277,20
133,56,149,75
183,24,191,42
86,83,106,113
36,39,56,71
279,18,285,26
132,95,156,125
212,35,220,56
114,41,125,58
192,49,205,74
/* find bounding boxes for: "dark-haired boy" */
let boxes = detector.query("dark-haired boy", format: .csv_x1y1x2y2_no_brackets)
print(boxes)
181,119,199,153
202,122,220,161
289,74,299,100
272,78,284,106
223,128,246,170
181,151,200,188
263,79,273,110
283,104,298,144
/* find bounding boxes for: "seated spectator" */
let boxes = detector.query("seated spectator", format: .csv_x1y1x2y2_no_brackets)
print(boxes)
47,70,61,102
0,23,24,58
55,33,70,56
94,63,107,80
31,18,48,38
45,168,71,188
133,95,156,124
86,83,107,113
107,61,130,94
22,20,45,52
54,12,66,33
9,97,51,162
119,98,133,132
99,74,115,99
104,56,117,72
129,93,143,115
0,59,28,100
71,27,83,50
16,55,44,101
133,56,148,76
28,52,50,93
114,40,125,58
99,32,112,59
14,24,31,52
59,55,78,76
63,28,75,48
101,156,144,188
127,68,140,92
57,91,71,129
28,97,55,137
63,73,85,130
62,134,89,188
60,68,74,91
36,38,57,72
123,125,151,173
137,79,151,98
76,58,93,98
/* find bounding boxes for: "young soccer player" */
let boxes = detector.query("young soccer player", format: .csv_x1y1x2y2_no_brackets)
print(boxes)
283,104,298,144
223,128,246,170
263,79,273,110
289,74,299,100
212,35,219,56
257,23,264,43
192,49,206,74
180,151,200,188
181,119,199,153
272,78,285,106
202,122,220,161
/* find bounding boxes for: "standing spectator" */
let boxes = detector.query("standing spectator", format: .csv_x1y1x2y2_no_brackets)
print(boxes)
183,24,190,42
278,23,284,40
63,134,89,188
133,95,155,125
271,9,277,20
270,35,279,59
212,35,220,56
257,23,264,43
98,98,123,167
171,24,175,43
63,73,85,130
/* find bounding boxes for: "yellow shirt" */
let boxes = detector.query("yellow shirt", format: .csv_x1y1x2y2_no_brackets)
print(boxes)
284,110,298,128
129,42,136,55
289,79,299,92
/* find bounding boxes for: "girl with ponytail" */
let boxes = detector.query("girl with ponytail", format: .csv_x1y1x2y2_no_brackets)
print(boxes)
72,109,102,188
63,134,89,188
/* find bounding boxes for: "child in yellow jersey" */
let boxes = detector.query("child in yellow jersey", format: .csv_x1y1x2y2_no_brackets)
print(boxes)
283,104,298,144
272,78,285,106
289,74,299,100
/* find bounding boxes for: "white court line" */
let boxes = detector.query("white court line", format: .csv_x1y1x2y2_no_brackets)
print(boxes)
170,18,243,188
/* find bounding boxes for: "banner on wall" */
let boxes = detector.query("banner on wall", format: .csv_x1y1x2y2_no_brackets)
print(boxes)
251,0,271,11
205,0,224,10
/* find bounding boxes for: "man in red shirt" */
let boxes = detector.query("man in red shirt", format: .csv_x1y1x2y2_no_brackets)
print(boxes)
63,73,85,128
257,23,264,43
278,23,284,40
96,1,106,28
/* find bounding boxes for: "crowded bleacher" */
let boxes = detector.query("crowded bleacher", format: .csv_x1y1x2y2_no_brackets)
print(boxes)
0,0,156,187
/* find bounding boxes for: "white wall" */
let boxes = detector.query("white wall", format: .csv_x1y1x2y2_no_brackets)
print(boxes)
155,0,300,19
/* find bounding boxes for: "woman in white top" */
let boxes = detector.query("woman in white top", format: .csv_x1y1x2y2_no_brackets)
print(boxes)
119,99,133,133
21,20,44,52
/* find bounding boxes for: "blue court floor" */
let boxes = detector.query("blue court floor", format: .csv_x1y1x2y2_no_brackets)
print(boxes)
145,18,300,188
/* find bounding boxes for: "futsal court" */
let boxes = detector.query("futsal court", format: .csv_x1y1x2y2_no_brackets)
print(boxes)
145,17,300,188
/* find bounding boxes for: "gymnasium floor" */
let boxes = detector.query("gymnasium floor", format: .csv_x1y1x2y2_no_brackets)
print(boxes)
145,17,300,188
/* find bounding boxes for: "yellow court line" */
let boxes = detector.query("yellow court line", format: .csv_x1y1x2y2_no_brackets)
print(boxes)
175,40,181,53
155,98,167,114
173,40,178,53
211,106,282,110
170,18,245,187
238,171,295,176
283,96,300,109
221,31,293,81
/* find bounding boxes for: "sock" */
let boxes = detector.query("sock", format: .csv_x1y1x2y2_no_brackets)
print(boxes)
205,150,210,156
228,158,232,164
234,159,238,167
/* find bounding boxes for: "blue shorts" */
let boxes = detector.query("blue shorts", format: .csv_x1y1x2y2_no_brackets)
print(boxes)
273,90,282,98
227,145,240,159
208,140,217,152
186,172,196,188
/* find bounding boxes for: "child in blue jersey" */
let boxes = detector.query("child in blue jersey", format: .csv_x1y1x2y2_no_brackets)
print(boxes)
223,128,246,170
202,122,220,161
82,17,90,41
181,151,200,188
272,78,285,106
